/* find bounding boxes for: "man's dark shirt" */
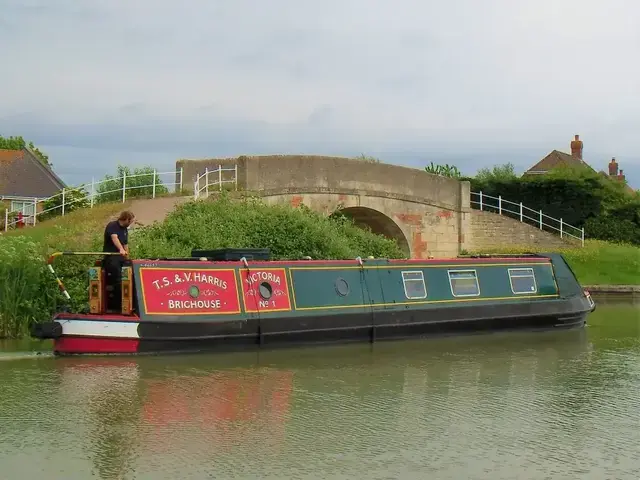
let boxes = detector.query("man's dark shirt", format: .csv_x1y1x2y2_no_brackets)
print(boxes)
103,220,128,253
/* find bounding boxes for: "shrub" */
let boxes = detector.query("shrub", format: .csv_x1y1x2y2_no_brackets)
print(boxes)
40,186,91,221
468,166,640,244
132,194,405,260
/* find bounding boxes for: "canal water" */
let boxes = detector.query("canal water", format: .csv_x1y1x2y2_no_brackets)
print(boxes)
1,299,638,480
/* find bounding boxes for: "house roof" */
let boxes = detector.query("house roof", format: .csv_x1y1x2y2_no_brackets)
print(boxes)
525,150,596,174
0,148,66,198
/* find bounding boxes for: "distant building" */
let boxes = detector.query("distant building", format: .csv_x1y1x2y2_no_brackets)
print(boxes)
524,134,634,193
0,148,66,221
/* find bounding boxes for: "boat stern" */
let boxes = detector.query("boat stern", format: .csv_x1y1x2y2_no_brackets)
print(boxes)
30,315,141,355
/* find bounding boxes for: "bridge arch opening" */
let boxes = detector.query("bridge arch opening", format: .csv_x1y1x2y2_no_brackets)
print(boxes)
330,206,410,257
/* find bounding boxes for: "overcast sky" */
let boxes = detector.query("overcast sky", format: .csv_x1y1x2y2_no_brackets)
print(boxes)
1,0,639,188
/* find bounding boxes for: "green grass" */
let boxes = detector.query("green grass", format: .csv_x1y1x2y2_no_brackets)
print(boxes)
470,239,640,286
2,201,133,251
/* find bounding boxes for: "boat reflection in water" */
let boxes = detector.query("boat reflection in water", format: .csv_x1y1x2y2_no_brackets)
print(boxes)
54,328,592,478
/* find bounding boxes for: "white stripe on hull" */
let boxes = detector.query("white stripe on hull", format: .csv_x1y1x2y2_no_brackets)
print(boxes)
56,320,140,339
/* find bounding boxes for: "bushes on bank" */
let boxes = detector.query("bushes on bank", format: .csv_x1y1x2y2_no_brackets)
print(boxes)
0,195,405,338
132,195,405,260
466,166,640,245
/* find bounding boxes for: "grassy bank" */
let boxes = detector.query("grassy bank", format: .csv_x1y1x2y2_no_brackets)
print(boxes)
0,195,404,338
470,239,640,286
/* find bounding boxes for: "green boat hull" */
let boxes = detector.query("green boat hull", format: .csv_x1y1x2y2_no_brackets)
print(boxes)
32,253,596,355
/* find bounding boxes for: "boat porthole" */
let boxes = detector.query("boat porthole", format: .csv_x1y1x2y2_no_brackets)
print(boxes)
335,277,350,296
188,285,200,298
259,282,273,300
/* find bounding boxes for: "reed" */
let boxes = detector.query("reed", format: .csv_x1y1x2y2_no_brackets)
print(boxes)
0,237,58,338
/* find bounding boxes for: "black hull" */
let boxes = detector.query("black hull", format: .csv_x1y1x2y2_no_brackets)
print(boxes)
131,314,588,356
41,296,595,356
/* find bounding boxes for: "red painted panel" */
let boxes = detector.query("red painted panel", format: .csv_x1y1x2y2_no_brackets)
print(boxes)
133,257,550,267
138,267,241,315
240,268,292,312
54,337,139,354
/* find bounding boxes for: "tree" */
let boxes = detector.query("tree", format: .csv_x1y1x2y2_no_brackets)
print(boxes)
475,162,517,183
96,165,169,203
0,135,51,167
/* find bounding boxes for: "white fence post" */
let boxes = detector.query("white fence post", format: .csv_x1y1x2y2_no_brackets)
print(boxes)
122,172,127,202
61,188,66,216
234,164,238,191
560,218,563,238
498,195,502,215
152,169,157,199
205,168,209,197
539,210,543,230
4,208,8,231
479,191,483,211
90,178,95,208
33,198,37,225
218,164,222,191
581,228,584,247
179,167,184,193
519,202,523,222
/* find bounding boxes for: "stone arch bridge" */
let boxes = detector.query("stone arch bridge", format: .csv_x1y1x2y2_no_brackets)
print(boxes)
176,155,569,258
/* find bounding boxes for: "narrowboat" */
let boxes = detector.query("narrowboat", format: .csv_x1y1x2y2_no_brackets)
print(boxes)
30,248,596,356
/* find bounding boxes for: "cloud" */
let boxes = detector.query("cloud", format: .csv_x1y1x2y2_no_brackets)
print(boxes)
0,0,639,188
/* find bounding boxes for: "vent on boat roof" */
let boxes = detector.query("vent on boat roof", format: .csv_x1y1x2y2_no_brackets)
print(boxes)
190,248,271,261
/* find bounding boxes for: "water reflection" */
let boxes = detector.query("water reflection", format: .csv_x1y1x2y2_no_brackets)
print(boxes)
50,329,596,479
1,304,640,479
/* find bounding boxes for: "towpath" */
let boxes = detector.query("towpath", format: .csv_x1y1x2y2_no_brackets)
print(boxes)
109,196,191,229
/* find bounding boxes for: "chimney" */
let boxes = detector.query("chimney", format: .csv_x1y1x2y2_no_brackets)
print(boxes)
608,157,619,176
570,134,583,159
618,169,625,182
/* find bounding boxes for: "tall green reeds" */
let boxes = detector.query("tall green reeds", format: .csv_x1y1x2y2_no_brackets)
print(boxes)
0,237,57,338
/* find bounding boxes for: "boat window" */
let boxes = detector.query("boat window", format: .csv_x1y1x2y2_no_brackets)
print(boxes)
508,268,537,294
335,277,350,296
401,271,427,299
448,270,480,297
259,282,273,300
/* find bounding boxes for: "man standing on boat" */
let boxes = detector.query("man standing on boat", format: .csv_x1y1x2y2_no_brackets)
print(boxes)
102,210,135,311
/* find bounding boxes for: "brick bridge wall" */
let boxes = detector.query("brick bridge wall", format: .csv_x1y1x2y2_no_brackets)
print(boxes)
176,155,572,258
468,210,577,251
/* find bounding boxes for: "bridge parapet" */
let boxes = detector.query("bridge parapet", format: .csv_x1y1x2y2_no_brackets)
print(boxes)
176,155,470,212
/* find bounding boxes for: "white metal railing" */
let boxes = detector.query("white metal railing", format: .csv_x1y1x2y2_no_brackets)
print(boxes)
194,164,238,200
3,168,184,232
470,191,585,246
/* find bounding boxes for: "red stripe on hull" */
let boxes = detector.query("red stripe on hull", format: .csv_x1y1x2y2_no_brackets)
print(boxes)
54,336,140,355
132,257,549,267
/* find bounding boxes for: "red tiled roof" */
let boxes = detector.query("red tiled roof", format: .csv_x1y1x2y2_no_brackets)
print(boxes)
0,148,66,198
525,150,596,174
